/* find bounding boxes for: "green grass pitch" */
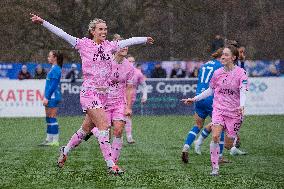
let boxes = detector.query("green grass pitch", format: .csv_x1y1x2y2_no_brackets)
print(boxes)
0,115,283,189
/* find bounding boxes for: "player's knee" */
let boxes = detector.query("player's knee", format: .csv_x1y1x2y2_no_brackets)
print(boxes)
224,136,234,149
113,129,123,137
81,124,91,133
196,122,203,129
224,143,232,150
212,134,219,143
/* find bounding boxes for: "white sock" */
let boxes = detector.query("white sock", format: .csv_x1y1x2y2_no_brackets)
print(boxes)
53,134,59,142
182,144,190,152
46,134,53,142
195,135,204,146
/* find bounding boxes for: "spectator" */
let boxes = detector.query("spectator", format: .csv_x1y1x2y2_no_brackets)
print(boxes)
65,63,80,82
170,63,186,78
34,64,47,79
211,34,224,53
18,65,32,80
151,63,167,78
188,67,199,78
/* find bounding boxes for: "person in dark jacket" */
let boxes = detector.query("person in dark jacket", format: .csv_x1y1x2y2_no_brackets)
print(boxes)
151,63,167,78
170,63,186,78
18,65,32,80
65,63,80,82
34,64,47,79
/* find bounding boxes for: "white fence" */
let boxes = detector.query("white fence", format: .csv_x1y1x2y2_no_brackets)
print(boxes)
0,80,46,117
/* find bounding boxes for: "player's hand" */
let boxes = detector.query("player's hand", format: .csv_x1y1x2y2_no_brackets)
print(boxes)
43,98,48,106
141,97,147,104
146,37,154,44
238,106,245,116
125,107,133,117
181,98,195,105
30,13,44,24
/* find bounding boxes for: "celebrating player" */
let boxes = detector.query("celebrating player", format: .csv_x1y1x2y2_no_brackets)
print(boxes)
98,34,135,164
30,13,153,175
181,48,223,163
38,50,63,147
194,41,248,156
182,45,248,176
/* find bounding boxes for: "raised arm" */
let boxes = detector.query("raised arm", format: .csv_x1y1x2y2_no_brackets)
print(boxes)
30,13,77,47
118,37,154,48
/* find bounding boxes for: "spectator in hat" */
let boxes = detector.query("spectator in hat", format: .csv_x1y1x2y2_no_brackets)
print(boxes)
170,63,186,78
34,64,47,79
18,65,32,80
65,63,80,82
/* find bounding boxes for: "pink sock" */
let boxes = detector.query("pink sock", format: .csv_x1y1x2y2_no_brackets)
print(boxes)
210,141,220,170
97,130,115,167
64,128,86,155
125,118,132,139
111,137,123,163
91,127,100,138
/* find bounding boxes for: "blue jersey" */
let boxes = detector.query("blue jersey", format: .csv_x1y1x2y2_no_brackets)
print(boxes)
45,65,62,101
194,59,222,119
196,59,222,95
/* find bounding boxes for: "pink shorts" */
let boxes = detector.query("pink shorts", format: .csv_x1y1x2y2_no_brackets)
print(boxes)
211,109,243,138
105,102,126,125
80,89,108,112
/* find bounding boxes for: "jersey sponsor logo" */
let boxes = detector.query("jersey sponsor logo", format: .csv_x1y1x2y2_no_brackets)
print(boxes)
93,46,111,61
109,80,119,88
219,88,235,96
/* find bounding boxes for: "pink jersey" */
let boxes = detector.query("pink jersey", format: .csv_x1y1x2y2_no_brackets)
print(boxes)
131,68,145,101
75,38,118,89
210,66,248,118
107,58,135,105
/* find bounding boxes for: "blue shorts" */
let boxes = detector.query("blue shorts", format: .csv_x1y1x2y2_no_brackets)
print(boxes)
47,99,60,108
195,100,213,119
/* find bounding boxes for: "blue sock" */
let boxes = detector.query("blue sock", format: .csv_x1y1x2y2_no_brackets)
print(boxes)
219,131,225,158
46,117,59,141
184,126,200,146
201,128,210,139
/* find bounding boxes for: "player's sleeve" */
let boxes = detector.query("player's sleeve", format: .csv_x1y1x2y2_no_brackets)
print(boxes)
140,80,148,100
239,70,249,91
193,87,214,101
209,72,217,90
240,87,247,107
118,37,147,48
42,20,78,47
138,72,146,85
126,65,135,84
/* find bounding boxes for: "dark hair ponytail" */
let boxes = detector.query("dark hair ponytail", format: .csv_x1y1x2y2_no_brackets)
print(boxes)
51,50,64,68
211,48,223,59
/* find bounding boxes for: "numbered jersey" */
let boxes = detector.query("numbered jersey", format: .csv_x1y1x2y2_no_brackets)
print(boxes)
196,59,222,95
